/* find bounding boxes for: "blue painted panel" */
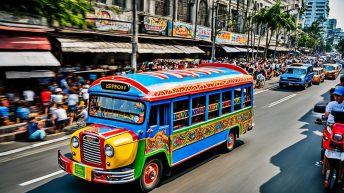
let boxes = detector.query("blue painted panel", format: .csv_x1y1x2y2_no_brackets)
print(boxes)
172,130,227,164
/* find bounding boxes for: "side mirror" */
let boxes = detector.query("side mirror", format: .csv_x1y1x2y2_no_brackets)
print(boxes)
314,102,327,114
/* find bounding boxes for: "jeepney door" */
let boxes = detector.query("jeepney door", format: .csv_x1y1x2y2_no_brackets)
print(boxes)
147,104,171,139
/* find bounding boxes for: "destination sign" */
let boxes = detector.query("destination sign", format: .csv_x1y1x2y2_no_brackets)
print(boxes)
101,82,130,92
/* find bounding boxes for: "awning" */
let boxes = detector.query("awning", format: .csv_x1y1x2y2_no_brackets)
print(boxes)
222,46,241,53
248,48,264,53
57,38,205,54
0,35,51,50
268,46,289,51
0,52,61,67
235,47,248,52
5,70,55,79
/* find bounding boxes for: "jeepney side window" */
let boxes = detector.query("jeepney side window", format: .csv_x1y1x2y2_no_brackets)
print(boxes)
173,100,189,130
192,96,206,124
234,88,242,111
222,90,232,114
244,86,252,107
149,106,158,126
208,93,220,119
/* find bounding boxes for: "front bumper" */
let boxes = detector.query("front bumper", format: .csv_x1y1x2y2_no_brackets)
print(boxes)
279,80,305,87
58,150,135,184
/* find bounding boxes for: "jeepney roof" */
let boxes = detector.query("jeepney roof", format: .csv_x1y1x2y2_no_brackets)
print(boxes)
89,63,253,102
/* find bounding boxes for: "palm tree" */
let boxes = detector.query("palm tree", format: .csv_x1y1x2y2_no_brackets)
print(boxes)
273,12,296,58
252,7,267,60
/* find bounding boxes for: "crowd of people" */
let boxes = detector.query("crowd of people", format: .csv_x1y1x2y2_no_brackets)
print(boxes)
0,55,332,141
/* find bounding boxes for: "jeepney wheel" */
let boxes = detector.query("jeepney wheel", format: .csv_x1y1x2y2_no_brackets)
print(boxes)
140,158,163,192
224,131,236,152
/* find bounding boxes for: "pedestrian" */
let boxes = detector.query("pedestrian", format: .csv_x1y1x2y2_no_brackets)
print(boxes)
52,104,69,132
51,88,63,104
23,87,35,106
67,87,79,125
0,101,10,126
80,84,89,106
15,101,30,122
41,88,52,115
26,113,46,141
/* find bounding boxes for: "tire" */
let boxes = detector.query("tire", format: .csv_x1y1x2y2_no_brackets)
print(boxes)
279,83,283,89
302,82,307,90
308,81,312,87
224,131,237,152
139,158,163,192
260,80,265,88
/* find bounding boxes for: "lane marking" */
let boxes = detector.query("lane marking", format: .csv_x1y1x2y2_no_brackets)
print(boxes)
0,141,67,164
19,170,64,186
313,130,323,137
266,94,297,108
0,136,69,157
254,84,279,95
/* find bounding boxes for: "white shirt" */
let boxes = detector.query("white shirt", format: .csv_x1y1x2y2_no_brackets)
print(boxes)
326,101,344,123
51,94,63,103
53,108,68,121
67,94,79,106
80,88,89,100
23,90,35,102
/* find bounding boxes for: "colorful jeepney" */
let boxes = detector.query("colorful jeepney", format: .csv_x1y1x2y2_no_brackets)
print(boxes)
58,63,254,192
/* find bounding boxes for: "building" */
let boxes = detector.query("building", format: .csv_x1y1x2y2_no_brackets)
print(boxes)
326,18,337,38
302,0,329,28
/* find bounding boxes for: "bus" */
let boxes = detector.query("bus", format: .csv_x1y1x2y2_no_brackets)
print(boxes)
58,63,254,192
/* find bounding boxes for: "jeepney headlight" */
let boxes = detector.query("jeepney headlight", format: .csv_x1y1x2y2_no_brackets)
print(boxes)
71,136,79,148
105,144,114,157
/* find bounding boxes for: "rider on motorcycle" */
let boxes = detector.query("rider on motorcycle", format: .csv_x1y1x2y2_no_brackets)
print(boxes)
323,86,344,186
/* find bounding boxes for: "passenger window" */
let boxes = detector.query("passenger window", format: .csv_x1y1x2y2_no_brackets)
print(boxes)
208,93,220,119
222,91,232,114
192,96,206,124
234,88,242,111
173,100,189,130
159,104,169,126
149,106,158,127
244,87,252,107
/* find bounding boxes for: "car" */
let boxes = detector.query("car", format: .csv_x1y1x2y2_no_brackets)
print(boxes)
324,64,341,80
312,67,325,84
279,64,314,90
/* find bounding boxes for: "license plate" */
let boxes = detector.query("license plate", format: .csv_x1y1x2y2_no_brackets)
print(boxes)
288,83,293,86
74,163,86,179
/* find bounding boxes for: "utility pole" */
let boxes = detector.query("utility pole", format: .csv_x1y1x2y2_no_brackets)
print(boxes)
211,0,217,62
193,0,199,40
131,0,138,73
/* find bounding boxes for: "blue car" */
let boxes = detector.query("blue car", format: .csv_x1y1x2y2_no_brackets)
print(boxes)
279,64,314,90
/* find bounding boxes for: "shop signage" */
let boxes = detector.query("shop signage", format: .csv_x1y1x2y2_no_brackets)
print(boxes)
95,8,131,34
172,21,194,39
101,82,130,92
216,31,248,45
196,26,211,41
143,16,168,35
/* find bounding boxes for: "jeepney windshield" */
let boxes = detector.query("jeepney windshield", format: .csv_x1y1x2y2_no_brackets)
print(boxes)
314,70,319,75
89,95,145,124
286,68,306,75
324,65,335,71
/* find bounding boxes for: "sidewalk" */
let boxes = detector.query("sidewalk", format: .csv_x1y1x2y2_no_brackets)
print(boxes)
0,76,281,155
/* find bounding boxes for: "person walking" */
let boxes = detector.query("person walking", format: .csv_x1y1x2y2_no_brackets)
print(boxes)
41,88,52,115
27,113,46,141
23,87,35,106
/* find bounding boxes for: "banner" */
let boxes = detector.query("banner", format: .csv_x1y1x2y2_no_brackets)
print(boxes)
172,21,194,39
196,26,211,41
216,31,248,45
142,16,168,35
95,8,131,34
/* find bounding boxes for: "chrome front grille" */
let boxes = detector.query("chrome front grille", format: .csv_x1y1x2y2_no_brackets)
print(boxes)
82,135,102,165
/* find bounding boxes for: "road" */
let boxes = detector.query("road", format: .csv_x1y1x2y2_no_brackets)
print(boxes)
0,73,342,193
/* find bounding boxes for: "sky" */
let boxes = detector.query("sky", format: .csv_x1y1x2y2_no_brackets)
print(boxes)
329,0,344,29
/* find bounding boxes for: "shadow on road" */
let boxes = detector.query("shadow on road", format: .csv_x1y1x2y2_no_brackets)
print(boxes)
26,141,245,193
259,89,344,193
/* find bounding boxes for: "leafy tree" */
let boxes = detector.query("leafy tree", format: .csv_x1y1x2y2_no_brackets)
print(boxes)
337,39,344,55
0,0,91,28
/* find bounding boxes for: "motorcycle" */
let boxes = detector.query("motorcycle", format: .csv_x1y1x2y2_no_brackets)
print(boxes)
255,73,265,89
315,108,344,192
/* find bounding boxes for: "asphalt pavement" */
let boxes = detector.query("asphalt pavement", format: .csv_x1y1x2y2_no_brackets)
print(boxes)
0,73,342,193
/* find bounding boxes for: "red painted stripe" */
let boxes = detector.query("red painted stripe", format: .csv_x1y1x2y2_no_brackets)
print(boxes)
199,63,249,75
188,68,212,75
142,80,253,102
154,71,183,78
199,67,224,73
90,76,150,94
174,70,200,78
140,72,169,79
101,128,127,138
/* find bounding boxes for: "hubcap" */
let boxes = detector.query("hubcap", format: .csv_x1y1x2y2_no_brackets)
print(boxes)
227,133,234,148
144,162,159,186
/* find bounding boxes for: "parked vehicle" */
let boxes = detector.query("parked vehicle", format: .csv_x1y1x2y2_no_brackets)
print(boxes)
279,64,314,90
312,67,325,85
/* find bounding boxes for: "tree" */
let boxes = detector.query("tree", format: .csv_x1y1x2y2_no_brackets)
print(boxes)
337,39,344,56
0,0,91,28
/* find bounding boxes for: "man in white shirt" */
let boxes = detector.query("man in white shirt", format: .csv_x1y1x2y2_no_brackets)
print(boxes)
325,86,344,124
23,88,35,106
53,104,69,132
51,88,63,104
